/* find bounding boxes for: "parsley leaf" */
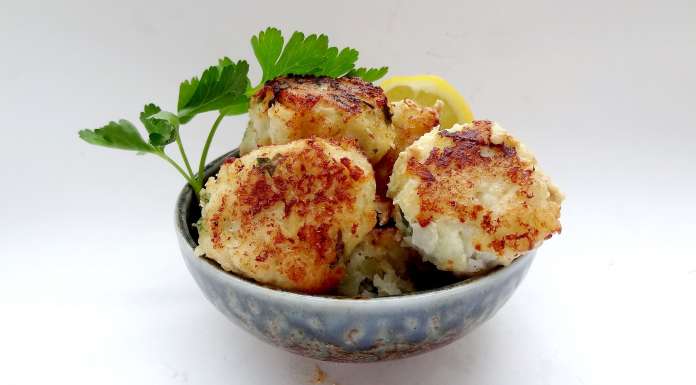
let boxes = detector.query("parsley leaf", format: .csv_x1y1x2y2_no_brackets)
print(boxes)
321,47,360,78
79,120,155,153
255,154,283,175
177,58,250,124
250,27,284,84
79,27,390,198
251,27,387,84
274,31,333,77
347,67,389,82
398,207,413,236
139,103,179,147
256,157,272,168
219,98,250,116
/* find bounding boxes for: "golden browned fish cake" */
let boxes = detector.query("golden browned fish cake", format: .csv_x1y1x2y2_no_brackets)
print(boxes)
374,99,441,195
240,76,394,164
195,138,377,293
388,121,563,274
338,227,416,297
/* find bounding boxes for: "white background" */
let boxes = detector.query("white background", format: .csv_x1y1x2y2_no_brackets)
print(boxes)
1,0,694,384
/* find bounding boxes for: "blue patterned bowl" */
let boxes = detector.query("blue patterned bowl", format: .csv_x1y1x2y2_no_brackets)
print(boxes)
175,150,536,362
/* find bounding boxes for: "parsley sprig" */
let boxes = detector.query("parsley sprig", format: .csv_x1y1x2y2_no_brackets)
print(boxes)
78,27,387,197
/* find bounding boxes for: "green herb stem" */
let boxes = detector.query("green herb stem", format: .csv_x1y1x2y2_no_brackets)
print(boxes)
175,130,195,180
197,113,225,185
78,28,389,200
156,150,201,197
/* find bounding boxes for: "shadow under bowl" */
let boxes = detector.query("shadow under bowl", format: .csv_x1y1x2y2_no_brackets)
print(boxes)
175,149,535,362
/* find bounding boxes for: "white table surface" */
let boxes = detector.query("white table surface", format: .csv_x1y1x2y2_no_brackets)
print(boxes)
1,1,694,384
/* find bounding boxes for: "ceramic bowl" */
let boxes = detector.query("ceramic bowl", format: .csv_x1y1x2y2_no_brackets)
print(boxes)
175,150,535,362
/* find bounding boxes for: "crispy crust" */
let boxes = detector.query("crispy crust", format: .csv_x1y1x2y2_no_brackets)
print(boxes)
388,121,563,263
246,76,394,163
374,99,440,196
198,138,376,293
257,76,389,115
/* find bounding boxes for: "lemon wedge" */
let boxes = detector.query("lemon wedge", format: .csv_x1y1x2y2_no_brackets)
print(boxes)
380,75,474,128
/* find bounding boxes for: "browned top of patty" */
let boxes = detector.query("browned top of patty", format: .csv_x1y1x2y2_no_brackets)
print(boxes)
255,76,390,116
198,137,377,293
388,120,563,262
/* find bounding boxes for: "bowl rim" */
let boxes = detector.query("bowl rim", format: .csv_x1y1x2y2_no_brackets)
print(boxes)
176,149,535,306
